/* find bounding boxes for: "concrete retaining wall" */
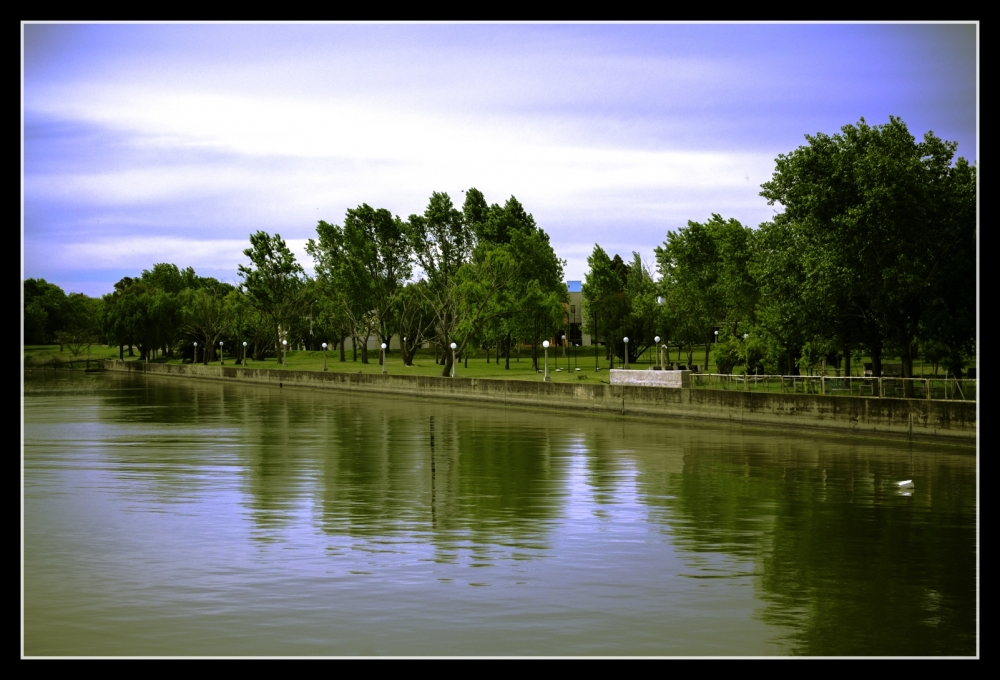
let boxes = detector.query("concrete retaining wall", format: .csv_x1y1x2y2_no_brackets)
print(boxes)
103,361,976,444
610,369,691,388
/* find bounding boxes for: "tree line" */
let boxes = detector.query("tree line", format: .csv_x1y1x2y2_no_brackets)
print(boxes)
27,189,568,375
581,117,976,380
23,118,975,380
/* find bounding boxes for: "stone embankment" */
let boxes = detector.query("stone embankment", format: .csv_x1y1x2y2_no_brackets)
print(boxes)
103,361,976,444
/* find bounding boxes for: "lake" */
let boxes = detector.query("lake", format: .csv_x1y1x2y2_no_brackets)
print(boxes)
23,370,977,656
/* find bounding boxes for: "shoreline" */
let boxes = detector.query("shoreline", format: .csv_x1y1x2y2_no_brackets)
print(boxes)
99,360,976,445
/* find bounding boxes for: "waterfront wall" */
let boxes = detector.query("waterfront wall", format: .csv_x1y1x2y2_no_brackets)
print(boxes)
103,361,976,443
610,369,691,388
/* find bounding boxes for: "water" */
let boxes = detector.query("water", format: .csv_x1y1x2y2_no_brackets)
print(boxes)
23,371,978,656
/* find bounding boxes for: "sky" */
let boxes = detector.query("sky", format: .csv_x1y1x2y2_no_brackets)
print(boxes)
22,22,978,297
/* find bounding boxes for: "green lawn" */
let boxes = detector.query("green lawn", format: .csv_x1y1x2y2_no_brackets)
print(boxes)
24,343,972,380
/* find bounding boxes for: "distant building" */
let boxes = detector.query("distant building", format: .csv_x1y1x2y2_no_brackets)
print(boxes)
564,281,591,346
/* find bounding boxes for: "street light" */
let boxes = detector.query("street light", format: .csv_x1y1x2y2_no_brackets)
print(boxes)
282,339,288,367
381,342,387,375
322,342,328,371
450,342,457,378
654,336,661,369
193,341,198,365
219,340,224,366
242,341,248,365
623,337,629,370
542,340,551,381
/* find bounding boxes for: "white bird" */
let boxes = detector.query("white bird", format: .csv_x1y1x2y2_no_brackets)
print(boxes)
897,480,914,488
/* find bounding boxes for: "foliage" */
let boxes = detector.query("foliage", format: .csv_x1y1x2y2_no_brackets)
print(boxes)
759,116,976,378
238,231,305,358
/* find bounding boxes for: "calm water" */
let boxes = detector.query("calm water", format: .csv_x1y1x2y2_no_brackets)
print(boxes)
23,371,978,656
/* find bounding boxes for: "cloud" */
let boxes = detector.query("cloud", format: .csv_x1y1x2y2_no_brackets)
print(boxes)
23,24,976,296
28,237,315,278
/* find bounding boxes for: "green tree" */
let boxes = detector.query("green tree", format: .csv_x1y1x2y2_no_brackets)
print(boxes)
406,192,475,376
759,116,976,382
463,192,566,372
54,293,103,357
23,279,68,346
582,245,625,368
179,287,228,363
307,205,411,364
238,232,305,360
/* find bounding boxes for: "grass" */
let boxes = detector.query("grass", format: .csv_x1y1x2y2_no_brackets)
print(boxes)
23,343,974,380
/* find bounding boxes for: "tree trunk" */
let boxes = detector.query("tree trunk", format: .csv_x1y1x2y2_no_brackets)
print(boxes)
870,343,882,378
704,335,711,371
843,344,851,377
440,346,453,377
505,332,511,370
900,338,915,397
360,336,369,364
339,335,346,362
119,345,124,361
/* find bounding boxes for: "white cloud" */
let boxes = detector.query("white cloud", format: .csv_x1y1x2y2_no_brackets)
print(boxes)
27,86,776,230
30,237,315,278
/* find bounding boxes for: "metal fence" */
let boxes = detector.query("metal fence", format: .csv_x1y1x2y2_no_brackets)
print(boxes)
689,373,976,402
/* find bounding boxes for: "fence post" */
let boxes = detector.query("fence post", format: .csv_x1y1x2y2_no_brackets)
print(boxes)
926,379,931,400
878,377,884,398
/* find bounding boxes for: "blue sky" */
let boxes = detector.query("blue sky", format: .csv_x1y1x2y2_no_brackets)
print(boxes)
22,23,977,297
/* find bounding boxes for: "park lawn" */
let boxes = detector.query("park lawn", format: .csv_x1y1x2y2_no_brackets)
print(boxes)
24,344,121,366
23,344,973,379
151,347,624,384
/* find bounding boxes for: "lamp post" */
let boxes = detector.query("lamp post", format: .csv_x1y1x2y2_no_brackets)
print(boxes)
192,342,197,364
543,340,551,381
623,337,629,370
450,342,457,377
282,339,287,367
381,343,387,375
322,342,328,371
654,336,661,369
219,340,224,365
242,341,248,365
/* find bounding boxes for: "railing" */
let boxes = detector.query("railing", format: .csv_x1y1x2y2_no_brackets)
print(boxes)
689,373,976,402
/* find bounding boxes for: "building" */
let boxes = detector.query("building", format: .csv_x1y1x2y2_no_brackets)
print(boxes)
564,281,592,346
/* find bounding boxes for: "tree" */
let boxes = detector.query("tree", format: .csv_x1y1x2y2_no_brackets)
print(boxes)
54,293,103,357
307,206,410,364
656,224,719,370
180,288,228,363
393,281,438,366
238,232,305,360
582,245,624,368
23,279,69,346
406,192,475,376
101,280,178,361
759,116,976,382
